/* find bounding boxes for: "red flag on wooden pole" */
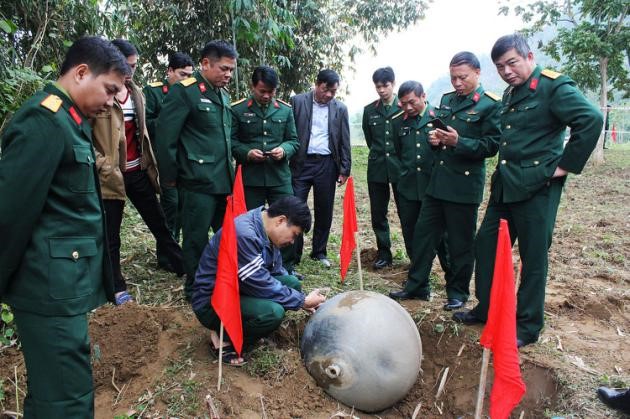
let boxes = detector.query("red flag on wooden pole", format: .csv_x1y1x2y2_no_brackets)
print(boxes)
340,177,357,282
233,165,247,216
211,197,243,355
479,219,526,419
611,124,617,143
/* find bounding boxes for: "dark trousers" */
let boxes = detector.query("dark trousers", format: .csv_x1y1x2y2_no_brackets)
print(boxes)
472,178,565,343
157,185,181,267
179,188,227,297
103,199,126,292
13,309,94,418
194,275,301,348
405,196,476,301
124,170,184,278
291,155,337,262
368,180,401,262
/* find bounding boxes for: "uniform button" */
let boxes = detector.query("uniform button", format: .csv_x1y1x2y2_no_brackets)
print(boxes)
385,153,390,157
416,131,420,135
506,125,511,129
263,142,267,145
417,155,421,159
502,142,507,146
385,131,390,135
534,161,539,165
72,251,79,260
263,120,267,124
385,141,389,145
442,145,447,150
416,143,420,148
466,118,471,122
263,131,268,135
440,160,444,165
198,159,204,163
385,120,390,124
510,108,515,112
417,167,421,172
465,171,470,176
501,159,507,165
452,116,456,120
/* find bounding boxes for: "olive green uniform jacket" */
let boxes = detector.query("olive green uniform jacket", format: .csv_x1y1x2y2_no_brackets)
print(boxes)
155,71,234,194
428,86,501,204
231,97,299,187
362,97,402,183
0,84,114,314
143,79,169,143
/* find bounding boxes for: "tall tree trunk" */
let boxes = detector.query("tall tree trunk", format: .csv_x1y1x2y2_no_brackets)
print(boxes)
590,57,608,165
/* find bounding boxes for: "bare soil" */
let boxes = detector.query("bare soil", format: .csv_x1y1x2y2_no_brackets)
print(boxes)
1,148,628,418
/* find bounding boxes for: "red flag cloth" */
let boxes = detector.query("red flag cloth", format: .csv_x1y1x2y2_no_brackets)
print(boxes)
611,124,617,143
339,177,358,282
479,219,526,419
232,165,247,216
211,197,243,355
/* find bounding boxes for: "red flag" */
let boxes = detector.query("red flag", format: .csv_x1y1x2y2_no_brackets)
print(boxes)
340,177,358,282
611,124,617,143
211,197,243,355
233,165,247,216
479,219,526,419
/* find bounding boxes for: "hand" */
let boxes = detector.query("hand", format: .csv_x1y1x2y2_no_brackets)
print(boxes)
247,149,266,162
552,166,568,178
336,175,348,186
435,126,459,147
303,289,326,313
269,146,285,161
428,130,441,147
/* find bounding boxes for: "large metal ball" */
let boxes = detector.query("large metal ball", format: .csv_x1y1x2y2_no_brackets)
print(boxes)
301,290,422,412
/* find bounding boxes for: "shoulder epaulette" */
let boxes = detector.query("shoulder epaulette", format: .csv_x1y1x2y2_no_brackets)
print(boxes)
180,77,197,87
276,98,292,107
40,94,63,113
392,110,404,120
484,91,501,101
148,81,164,87
541,69,561,80
231,98,247,106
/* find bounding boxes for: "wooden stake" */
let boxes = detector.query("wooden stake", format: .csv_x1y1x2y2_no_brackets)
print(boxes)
217,323,224,391
474,348,491,419
354,231,363,291
15,365,19,416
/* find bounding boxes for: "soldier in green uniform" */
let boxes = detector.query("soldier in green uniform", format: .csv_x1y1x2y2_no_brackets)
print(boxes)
388,81,450,300
143,52,194,265
362,67,403,269
155,40,237,298
390,52,501,306
0,37,128,418
231,66,299,209
454,34,602,348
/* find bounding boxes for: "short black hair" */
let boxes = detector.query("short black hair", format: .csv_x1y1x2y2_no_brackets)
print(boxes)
200,40,238,62
491,33,531,62
111,39,138,58
168,52,194,70
316,69,340,87
251,66,278,89
398,80,424,98
267,196,312,234
60,36,130,77
450,51,480,69
372,67,395,84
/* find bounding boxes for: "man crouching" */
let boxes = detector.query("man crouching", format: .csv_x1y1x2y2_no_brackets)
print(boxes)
191,196,326,365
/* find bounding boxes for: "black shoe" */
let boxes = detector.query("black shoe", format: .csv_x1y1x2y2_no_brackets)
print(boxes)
597,387,630,414
388,290,430,301
443,298,464,311
373,259,392,269
452,310,483,325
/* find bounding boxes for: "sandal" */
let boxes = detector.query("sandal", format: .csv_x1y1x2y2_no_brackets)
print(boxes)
211,342,247,367
115,291,134,305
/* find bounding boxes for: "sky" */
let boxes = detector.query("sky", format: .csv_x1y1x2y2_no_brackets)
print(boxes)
343,0,524,115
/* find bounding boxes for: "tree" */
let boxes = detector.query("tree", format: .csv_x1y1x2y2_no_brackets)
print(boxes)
500,0,630,164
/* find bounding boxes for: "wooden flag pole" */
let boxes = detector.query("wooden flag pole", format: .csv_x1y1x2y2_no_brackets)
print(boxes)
474,347,491,419
217,323,224,391
354,231,363,291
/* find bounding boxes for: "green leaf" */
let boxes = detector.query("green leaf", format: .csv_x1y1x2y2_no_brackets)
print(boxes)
1,310,13,324
41,65,54,73
0,19,17,34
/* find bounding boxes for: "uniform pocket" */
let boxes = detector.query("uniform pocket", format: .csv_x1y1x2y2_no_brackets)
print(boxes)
197,103,217,127
69,145,96,193
48,237,98,299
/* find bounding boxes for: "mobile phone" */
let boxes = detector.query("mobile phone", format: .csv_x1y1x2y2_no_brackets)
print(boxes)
262,151,272,156
429,118,448,131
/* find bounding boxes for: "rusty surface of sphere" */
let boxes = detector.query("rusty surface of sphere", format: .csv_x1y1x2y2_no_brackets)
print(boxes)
301,290,422,412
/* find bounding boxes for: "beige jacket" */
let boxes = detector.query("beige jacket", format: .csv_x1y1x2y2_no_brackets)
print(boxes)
92,82,160,200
